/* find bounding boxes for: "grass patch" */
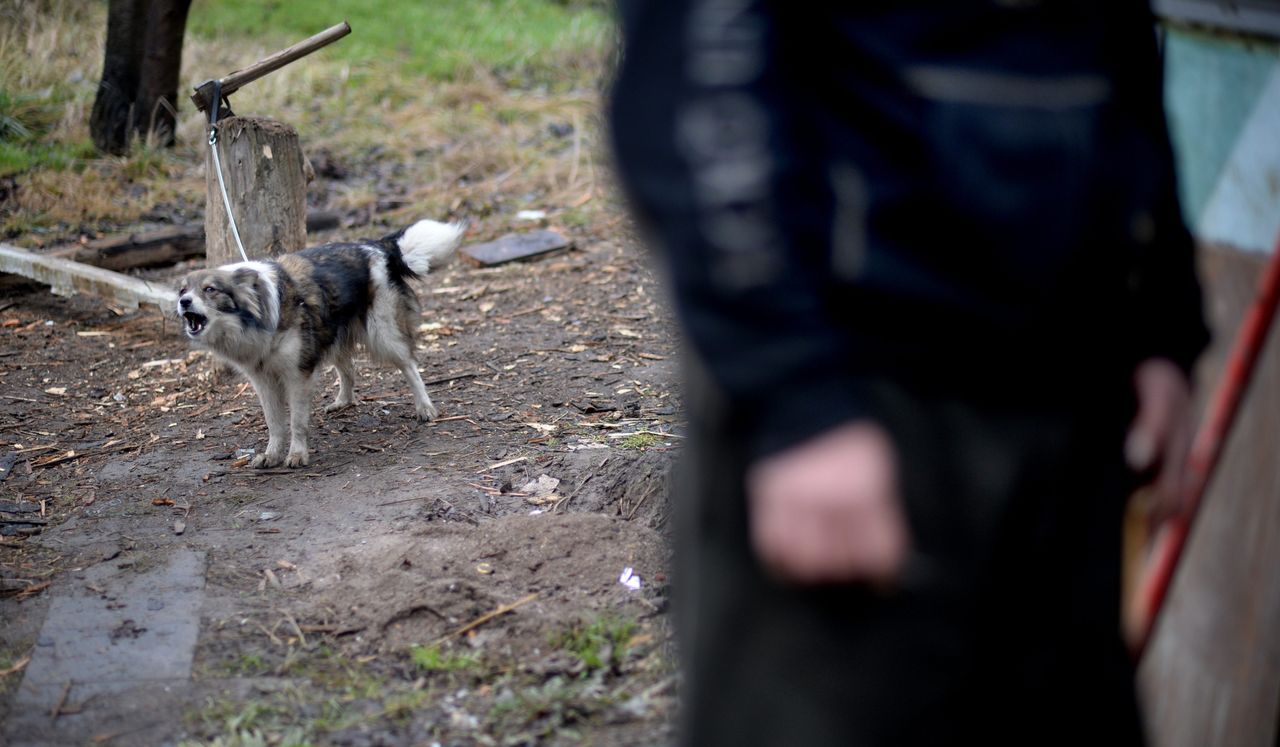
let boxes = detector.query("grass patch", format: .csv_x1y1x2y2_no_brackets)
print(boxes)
1,0,614,236
185,698,313,747
619,432,660,450
224,652,272,677
186,0,613,88
410,642,482,673
277,646,386,700
552,615,636,673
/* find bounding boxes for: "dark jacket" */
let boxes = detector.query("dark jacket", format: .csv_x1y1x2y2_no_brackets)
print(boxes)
610,0,1210,459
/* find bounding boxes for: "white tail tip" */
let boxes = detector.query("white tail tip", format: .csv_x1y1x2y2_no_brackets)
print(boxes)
398,219,465,275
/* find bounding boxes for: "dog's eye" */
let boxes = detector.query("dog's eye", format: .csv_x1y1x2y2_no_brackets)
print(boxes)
203,285,217,294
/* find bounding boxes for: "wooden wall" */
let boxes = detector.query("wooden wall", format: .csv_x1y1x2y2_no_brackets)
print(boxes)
1139,244,1280,746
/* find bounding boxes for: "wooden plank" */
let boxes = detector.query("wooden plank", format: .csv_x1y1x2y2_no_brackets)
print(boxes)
1138,243,1280,747
459,230,572,267
0,243,175,311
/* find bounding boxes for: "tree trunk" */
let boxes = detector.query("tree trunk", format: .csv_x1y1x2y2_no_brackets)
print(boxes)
133,0,193,148
89,0,148,155
204,116,309,266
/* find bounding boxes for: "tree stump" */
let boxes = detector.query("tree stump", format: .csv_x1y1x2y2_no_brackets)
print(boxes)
204,116,308,266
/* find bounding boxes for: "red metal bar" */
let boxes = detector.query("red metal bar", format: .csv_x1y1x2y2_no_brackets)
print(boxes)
1135,231,1280,659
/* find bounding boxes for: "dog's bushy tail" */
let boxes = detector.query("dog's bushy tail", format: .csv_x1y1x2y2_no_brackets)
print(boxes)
393,219,464,275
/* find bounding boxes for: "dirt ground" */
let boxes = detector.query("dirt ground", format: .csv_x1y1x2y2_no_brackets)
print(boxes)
0,213,682,745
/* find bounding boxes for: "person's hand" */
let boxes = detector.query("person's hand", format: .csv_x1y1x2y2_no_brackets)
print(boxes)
745,421,910,586
1126,358,1194,522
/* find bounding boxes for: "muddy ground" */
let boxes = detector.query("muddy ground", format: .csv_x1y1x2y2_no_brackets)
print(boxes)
0,217,682,745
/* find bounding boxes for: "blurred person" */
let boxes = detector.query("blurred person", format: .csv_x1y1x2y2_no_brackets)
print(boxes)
608,2,1208,745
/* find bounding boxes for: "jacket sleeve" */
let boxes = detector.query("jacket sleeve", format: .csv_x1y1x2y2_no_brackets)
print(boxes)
1112,6,1211,376
609,0,866,460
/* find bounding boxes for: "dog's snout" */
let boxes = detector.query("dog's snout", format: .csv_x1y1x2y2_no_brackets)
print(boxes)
179,296,192,309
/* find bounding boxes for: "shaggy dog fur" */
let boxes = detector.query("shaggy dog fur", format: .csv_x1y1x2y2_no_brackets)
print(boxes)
176,219,463,468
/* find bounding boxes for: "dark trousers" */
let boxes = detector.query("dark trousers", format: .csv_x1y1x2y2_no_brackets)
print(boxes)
673,376,1145,746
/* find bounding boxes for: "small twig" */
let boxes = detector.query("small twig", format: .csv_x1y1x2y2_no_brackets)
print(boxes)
607,430,685,440
434,592,539,644
50,680,73,719
422,371,481,387
283,612,308,647
254,621,283,646
554,457,608,513
479,455,527,473
627,484,661,521
15,580,51,599
0,654,30,677
504,305,546,319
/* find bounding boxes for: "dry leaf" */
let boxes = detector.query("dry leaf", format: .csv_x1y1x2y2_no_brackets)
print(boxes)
43,387,66,396
152,498,175,506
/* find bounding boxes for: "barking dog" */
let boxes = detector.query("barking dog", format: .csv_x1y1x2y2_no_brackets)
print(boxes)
177,219,463,468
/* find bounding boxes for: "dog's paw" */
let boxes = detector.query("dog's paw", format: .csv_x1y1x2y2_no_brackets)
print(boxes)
284,450,310,468
416,402,438,421
251,452,283,469
324,400,353,414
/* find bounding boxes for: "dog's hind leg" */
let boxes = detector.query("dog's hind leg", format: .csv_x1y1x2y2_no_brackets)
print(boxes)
247,374,288,469
368,296,436,421
397,354,437,421
374,336,436,420
325,355,357,413
285,375,314,468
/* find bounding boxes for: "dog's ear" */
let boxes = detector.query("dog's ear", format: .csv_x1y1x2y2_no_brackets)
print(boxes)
230,268,267,325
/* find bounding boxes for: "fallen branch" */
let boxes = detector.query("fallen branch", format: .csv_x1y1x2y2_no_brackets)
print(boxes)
49,225,203,271
435,592,539,644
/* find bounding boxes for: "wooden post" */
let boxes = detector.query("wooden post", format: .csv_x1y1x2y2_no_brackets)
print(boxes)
204,116,308,266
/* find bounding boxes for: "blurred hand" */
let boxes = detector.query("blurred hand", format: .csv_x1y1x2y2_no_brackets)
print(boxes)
746,421,910,586
1126,358,1194,521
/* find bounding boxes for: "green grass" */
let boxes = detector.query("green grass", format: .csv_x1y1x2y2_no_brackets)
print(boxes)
552,615,636,673
409,642,482,673
224,652,271,677
186,0,613,86
620,433,661,450
0,89,95,176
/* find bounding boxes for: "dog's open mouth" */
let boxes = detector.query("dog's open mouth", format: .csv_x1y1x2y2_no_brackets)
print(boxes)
183,311,207,337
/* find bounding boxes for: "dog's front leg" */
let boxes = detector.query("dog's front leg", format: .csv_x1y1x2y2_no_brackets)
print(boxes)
284,375,314,468
248,374,288,468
